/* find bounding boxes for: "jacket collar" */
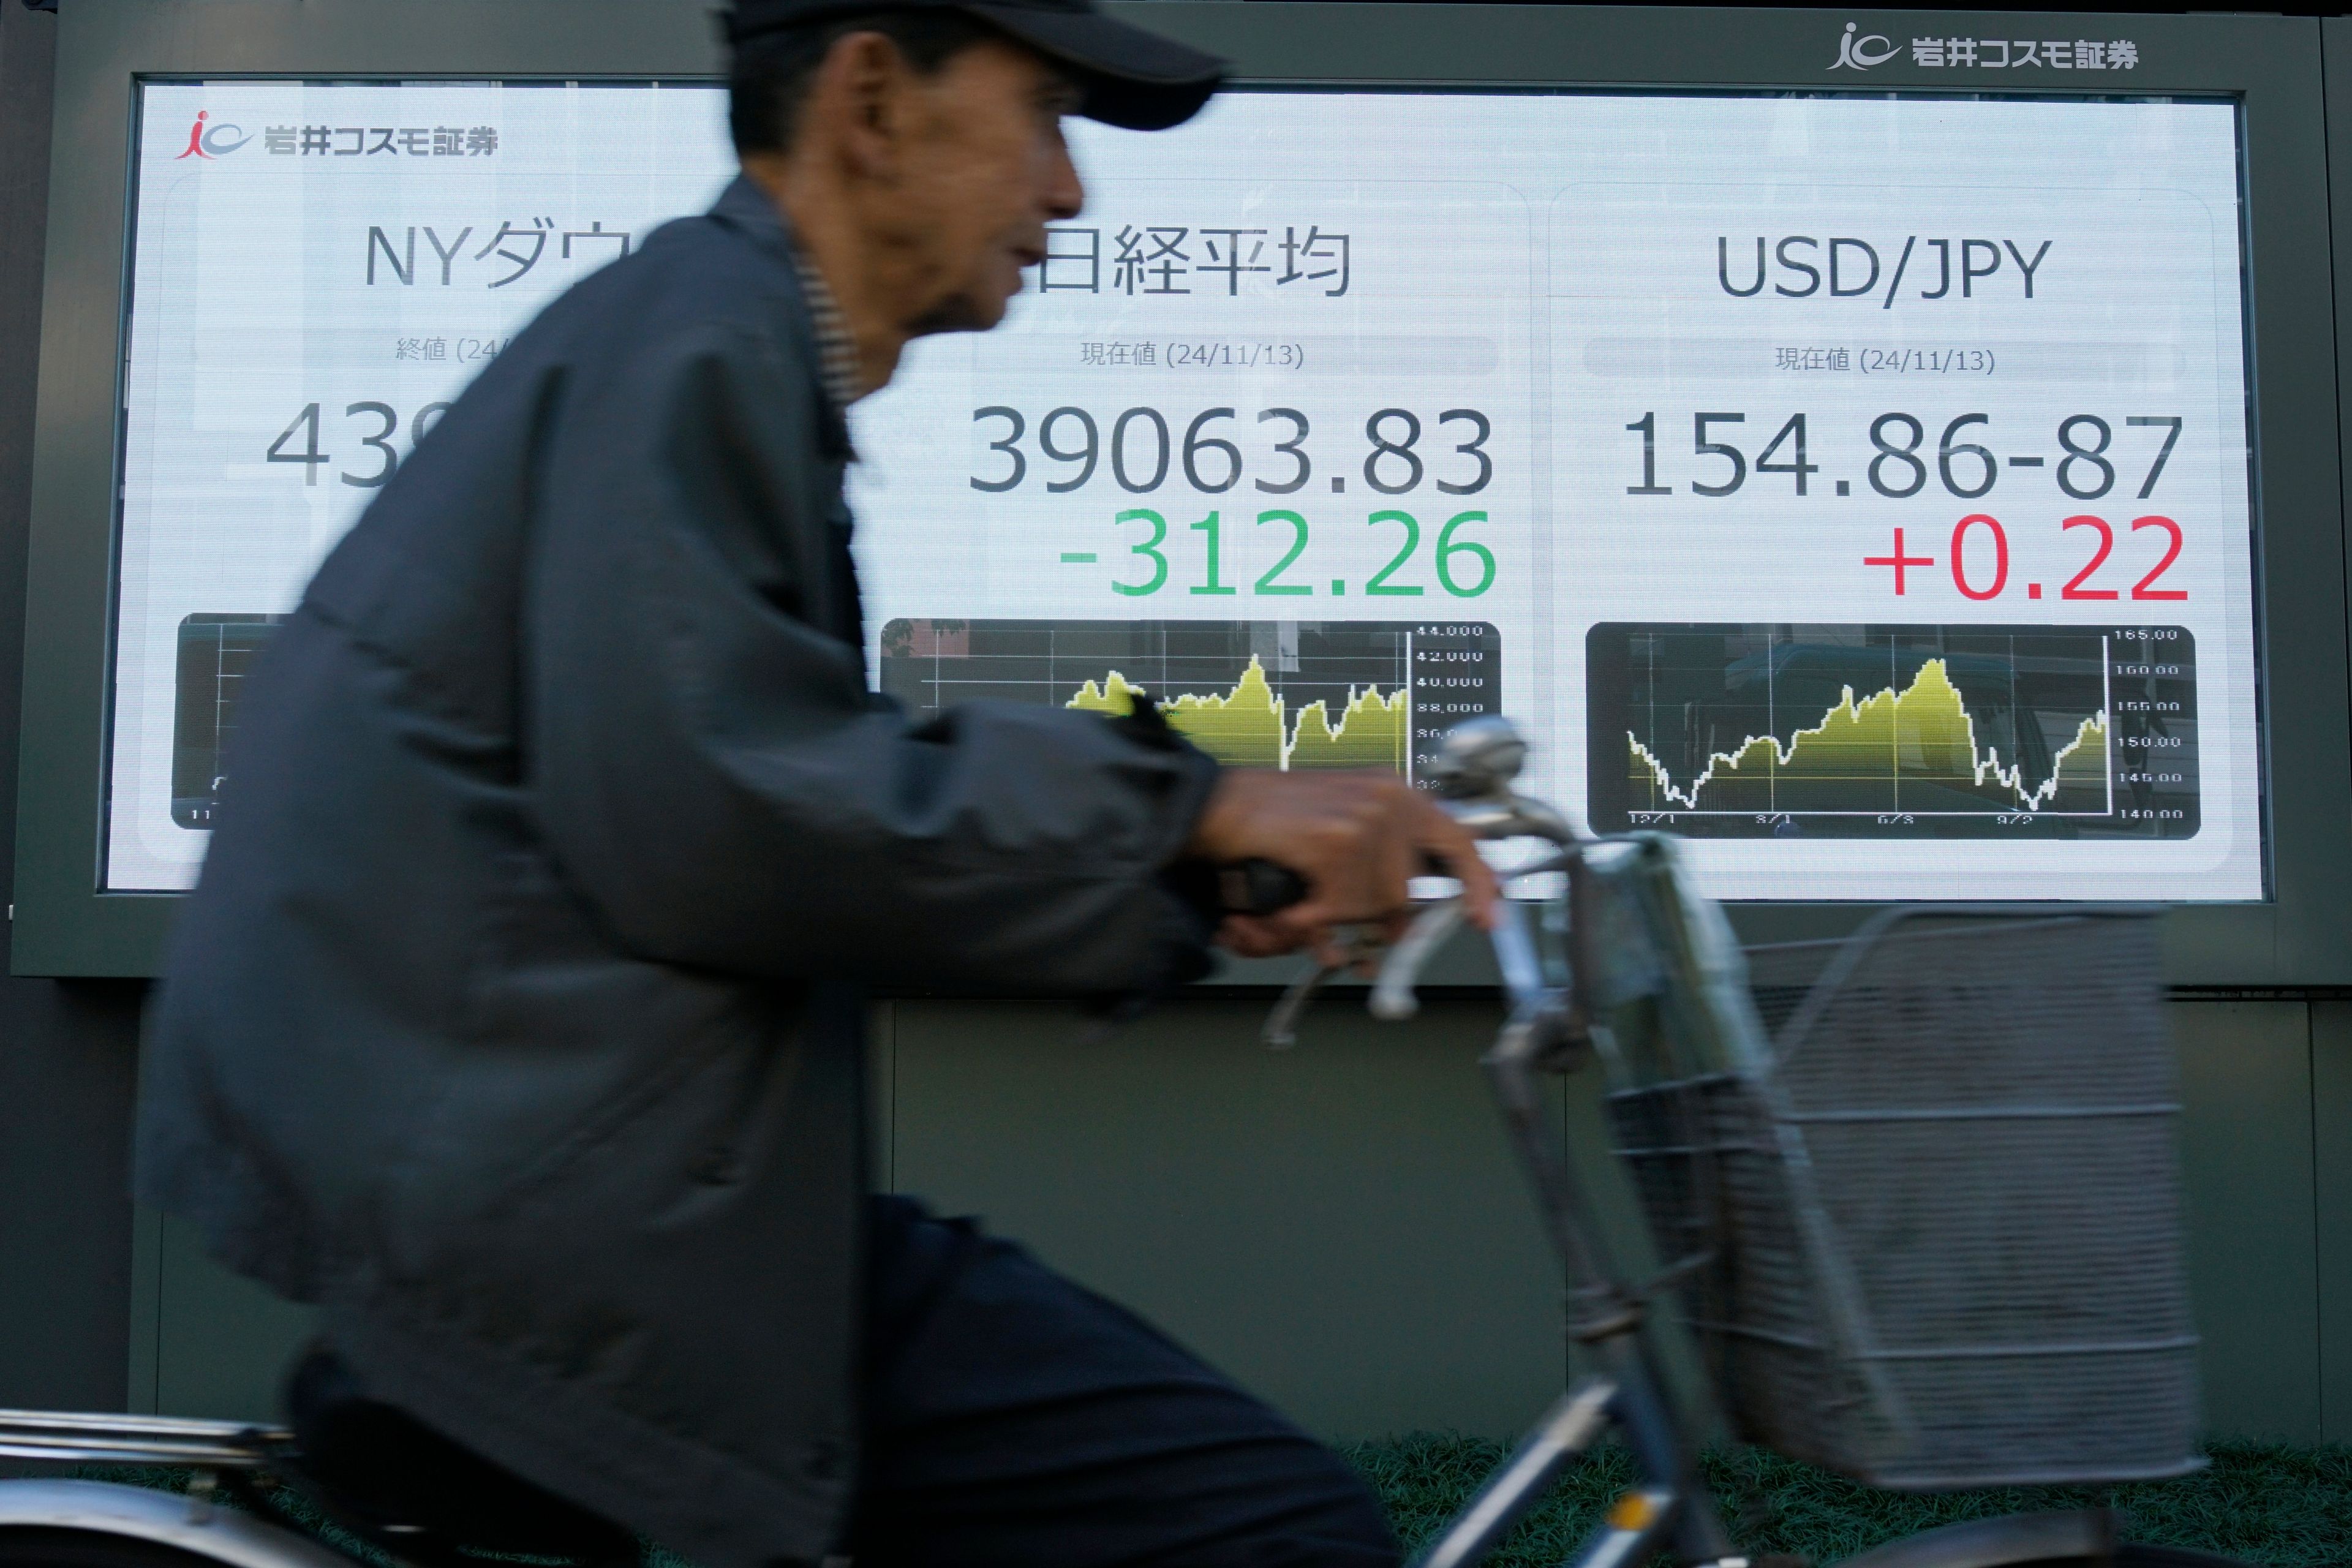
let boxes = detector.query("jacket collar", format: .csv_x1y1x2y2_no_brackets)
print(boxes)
709,173,855,456
710,171,799,262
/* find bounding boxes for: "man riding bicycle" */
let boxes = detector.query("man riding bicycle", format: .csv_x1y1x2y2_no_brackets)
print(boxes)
134,2,1497,1564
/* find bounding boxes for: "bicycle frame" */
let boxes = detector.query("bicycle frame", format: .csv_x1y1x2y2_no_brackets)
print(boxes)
1323,722,1737,1568
1323,718,2128,1568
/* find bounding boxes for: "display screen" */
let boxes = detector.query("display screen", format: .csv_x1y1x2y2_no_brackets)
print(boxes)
110,81,2258,900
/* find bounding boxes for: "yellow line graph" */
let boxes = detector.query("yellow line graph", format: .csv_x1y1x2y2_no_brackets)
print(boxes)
1070,654,1408,771
1627,657,2108,813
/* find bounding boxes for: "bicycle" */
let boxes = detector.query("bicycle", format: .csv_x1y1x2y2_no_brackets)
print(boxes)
0,717,2253,1568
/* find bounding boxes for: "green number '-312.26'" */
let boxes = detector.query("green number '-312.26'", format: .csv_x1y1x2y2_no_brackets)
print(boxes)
1107,509,1493,598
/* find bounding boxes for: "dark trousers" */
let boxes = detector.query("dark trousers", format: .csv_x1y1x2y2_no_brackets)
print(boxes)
840,1196,1400,1567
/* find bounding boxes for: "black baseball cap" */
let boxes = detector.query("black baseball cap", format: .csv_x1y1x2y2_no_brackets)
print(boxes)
723,0,1227,131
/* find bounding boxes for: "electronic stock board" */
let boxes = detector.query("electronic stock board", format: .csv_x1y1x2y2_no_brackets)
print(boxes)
21,2,2352,977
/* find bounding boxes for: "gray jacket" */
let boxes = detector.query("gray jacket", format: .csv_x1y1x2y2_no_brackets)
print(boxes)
135,175,1219,1568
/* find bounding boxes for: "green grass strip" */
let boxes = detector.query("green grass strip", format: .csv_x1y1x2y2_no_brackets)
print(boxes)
1348,1435,2352,1566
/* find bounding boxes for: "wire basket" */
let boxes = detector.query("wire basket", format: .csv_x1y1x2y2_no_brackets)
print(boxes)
1600,894,2201,1489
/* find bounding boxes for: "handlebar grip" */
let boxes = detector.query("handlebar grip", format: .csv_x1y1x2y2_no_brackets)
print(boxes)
1218,853,1466,918
1218,859,1310,916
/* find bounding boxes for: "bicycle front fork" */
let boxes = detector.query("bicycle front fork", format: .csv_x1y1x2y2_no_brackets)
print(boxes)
1408,1356,1738,1568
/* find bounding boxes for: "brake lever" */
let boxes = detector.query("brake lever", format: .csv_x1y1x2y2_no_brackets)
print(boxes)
1261,964,1335,1051
1261,925,1389,1050
1368,900,1465,1022
1222,854,1389,1050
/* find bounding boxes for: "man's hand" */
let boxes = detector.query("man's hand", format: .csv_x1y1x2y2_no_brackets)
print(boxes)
1185,771,1499,967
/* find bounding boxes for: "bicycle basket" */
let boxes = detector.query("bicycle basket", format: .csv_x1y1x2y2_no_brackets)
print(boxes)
1592,849,2199,1489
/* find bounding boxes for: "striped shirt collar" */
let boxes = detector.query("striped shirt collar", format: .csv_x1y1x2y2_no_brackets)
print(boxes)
793,251,862,416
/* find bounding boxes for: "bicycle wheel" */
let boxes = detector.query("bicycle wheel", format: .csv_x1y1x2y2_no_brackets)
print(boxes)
0,1483,352,1568
0,1531,255,1568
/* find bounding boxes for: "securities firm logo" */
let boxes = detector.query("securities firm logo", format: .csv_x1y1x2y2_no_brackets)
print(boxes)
1830,20,2143,72
1828,23,1899,70
173,110,501,161
175,110,253,159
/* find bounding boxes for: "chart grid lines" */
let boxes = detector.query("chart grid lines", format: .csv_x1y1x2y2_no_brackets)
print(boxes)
878,619,1494,780
1589,622,2195,842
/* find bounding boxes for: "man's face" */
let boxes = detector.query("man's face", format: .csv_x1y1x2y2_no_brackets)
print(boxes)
889,37,1085,334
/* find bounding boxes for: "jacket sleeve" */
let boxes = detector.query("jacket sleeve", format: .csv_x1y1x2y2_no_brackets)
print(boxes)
522,315,1221,992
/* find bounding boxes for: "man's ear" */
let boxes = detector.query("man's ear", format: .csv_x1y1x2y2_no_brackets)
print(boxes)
816,29,913,182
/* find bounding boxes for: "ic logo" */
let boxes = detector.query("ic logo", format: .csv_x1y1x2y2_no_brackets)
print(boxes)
175,110,253,160
1828,22,1899,70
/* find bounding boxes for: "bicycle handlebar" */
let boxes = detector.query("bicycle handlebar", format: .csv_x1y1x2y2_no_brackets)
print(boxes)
1257,717,1579,1046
